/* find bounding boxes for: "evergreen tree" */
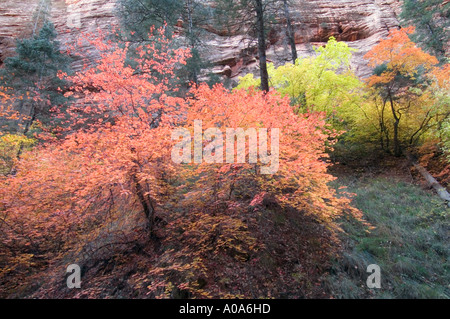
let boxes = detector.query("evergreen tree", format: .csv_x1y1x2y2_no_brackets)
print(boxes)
282,0,297,63
117,0,215,86
0,22,72,135
255,0,270,92
117,0,183,41
213,0,276,92
400,0,450,61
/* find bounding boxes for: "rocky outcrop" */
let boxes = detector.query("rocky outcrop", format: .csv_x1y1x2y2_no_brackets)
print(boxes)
0,0,118,71
0,0,40,65
0,0,403,79
206,0,403,79
50,0,118,71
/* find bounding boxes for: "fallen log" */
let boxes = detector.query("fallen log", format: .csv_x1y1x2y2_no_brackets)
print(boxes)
412,162,450,208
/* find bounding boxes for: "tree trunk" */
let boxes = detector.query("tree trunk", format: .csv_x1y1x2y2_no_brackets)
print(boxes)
389,93,401,157
393,119,401,156
132,171,156,237
186,0,198,86
407,154,450,208
379,121,385,151
14,103,36,164
255,0,270,93
283,0,297,63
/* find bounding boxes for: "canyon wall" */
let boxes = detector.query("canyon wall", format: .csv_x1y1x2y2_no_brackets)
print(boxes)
206,0,403,79
0,0,118,71
0,0,404,80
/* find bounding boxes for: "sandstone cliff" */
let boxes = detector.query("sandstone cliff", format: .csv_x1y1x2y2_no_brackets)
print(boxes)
0,0,403,80
0,0,117,72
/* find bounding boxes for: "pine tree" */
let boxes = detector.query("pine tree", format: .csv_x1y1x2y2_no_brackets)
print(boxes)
117,0,215,86
213,0,274,92
0,22,72,135
282,0,297,62
400,0,449,61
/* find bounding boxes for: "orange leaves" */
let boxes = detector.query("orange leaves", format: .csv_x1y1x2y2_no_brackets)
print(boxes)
0,28,191,290
430,63,450,89
0,26,366,299
361,25,449,158
179,83,360,225
150,83,361,297
365,26,439,86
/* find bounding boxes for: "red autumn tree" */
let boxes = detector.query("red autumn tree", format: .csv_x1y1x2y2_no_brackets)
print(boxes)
143,84,364,298
0,27,190,294
181,84,360,226
1,28,363,298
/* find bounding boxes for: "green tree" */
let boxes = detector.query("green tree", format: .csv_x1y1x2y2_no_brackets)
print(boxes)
281,0,297,62
117,0,214,86
117,0,183,39
213,0,280,92
236,37,362,119
0,22,71,135
400,0,450,61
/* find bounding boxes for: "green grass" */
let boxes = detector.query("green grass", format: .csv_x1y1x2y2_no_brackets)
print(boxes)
324,177,449,299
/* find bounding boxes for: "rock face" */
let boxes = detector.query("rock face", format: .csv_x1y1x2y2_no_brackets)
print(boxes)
206,0,403,79
0,0,403,79
0,0,40,64
0,0,118,71
280,0,403,78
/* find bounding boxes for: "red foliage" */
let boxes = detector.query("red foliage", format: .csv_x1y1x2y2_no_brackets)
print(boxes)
0,28,363,298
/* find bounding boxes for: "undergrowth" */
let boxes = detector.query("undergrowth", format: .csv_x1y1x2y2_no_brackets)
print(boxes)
325,176,449,299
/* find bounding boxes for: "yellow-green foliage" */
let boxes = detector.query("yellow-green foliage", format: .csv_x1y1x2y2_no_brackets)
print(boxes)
236,37,363,117
0,134,35,175
349,89,445,147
